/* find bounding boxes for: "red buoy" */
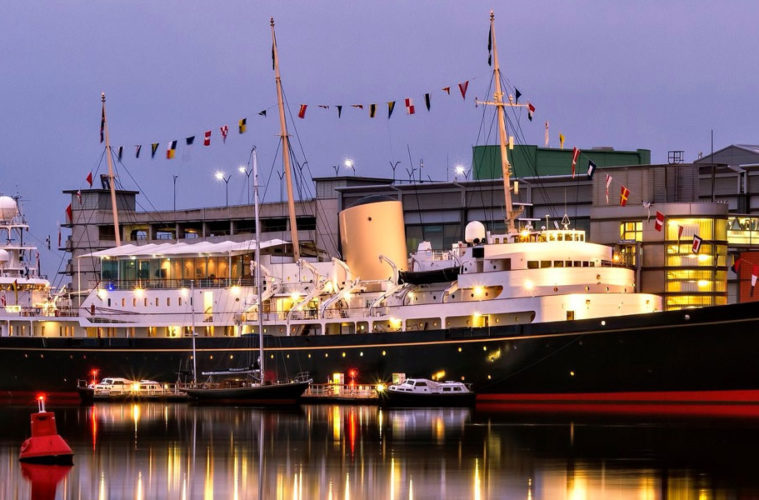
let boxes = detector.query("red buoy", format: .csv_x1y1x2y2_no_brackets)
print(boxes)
19,395,73,465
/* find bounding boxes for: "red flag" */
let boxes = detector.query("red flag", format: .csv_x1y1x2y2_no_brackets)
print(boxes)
527,102,535,121
458,81,469,99
678,225,684,240
571,147,580,178
692,235,703,254
65,204,72,223
619,186,630,206
86,172,93,187
442,86,451,95
405,98,415,115
204,131,211,146
351,104,364,110
605,175,612,204
76,190,82,205
732,256,742,274
220,125,229,143
298,104,308,119
654,211,665,232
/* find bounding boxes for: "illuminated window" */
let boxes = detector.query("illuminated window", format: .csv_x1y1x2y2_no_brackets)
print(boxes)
619,221,642,242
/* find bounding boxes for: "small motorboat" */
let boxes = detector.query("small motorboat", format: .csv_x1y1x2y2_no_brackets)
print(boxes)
381,378,476,407
77,377,188,403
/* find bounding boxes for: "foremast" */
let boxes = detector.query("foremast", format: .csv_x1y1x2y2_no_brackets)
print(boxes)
252,147,266,378
101,93,121,247
270,18,300,262
476,11,527,235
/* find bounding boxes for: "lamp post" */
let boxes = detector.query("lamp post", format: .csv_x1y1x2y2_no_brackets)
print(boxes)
215,171,231,207
344,159,356,176
455,164,470,180
172,175,178,212
238,165,253,204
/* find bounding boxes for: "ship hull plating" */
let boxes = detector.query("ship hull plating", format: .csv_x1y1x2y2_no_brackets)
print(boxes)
2,302,759,402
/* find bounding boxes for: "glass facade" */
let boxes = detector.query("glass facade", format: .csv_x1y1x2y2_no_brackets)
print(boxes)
100,255,250,289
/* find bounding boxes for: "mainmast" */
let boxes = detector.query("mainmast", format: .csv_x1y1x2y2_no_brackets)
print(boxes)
253,147,265,378
476,12,525,235
101,93,121,247
270,18,300,261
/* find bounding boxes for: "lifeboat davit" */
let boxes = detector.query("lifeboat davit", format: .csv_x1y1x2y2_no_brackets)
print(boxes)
19,396,74,465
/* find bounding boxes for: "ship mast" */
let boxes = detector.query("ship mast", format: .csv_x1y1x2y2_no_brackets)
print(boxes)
270,18,300,262
101,93,121,247
253,147,265,380
476,12,525,235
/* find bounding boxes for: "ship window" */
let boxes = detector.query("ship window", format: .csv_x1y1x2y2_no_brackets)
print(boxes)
415,381,427,387
144,298,148,307
178,297,182,306
107,299,111,307
443,387,451,392
527,261,539,269
121,298,125,307
133,298,136,307
574,261,581,267
582,262,589,267
557,234,564,241
565,261,573,267
554,261,564,267
155,297,159,306
166,297,170,306
540,261,551,268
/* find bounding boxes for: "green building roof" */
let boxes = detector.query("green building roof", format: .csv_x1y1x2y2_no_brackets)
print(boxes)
472,145,651,179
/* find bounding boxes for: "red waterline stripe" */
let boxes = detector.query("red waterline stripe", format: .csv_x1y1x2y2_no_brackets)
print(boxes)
477,389,759,404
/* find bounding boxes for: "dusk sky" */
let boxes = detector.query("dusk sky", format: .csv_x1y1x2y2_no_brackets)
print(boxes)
2,1,758,284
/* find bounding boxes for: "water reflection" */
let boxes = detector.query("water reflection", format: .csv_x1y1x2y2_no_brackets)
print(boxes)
0,403,758,498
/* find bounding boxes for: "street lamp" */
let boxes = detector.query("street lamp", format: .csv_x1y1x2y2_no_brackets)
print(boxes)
215,170,231,207
238,165,252,204
344,159,356,176
455,164,470,180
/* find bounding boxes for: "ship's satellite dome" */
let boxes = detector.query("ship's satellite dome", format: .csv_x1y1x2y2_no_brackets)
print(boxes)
0,196,19,221
0,249,9,263
465,221,486,243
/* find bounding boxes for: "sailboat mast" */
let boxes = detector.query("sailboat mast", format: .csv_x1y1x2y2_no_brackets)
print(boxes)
101,93,121,246
253,147,265,378
270,18,300,262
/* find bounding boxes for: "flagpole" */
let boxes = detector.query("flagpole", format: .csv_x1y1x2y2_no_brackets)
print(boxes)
271,18,300,262
101,93,121,247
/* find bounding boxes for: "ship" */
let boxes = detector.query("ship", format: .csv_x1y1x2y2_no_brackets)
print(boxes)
3,13,759,406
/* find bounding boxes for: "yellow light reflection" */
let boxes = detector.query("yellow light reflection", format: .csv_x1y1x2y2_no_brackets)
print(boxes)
473,458,481,500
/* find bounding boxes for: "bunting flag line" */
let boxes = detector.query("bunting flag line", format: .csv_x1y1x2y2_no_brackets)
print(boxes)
204,131,211,146
117,146,123,161
58,224,61,247
135,145,142,158
238,118,247,134
677,225,684,240
458,81,469,99
619,185,630,206
186,136,195,146
643,201,652,221
166,140,177,159
100,104,105,143
258,110,267,117
655,211,665,232
752,265,759,296
571,147,580,178
351,104,364,110
65,204,72,223
692,235,703,254
298,105,307,119
387,101,396,118
318,105,330,109
442,86,451,95
220,125,229,143
425,93,431,111
559,133,565,149
336,105,343,118
86,172,93,187
587,160,596,179
76,190,82,205
605,174,612,204
151,143,159,158
527,103,535,121
515,88,522,103
405,98,415,115
369,104,376,118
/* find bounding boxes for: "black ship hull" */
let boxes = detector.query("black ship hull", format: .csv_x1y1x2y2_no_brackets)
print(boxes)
3,301,759,404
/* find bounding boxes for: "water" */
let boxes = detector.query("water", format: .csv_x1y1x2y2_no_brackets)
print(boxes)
2,402,759,499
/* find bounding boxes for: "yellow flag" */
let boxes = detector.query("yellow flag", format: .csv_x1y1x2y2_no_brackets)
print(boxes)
559,133,565,149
